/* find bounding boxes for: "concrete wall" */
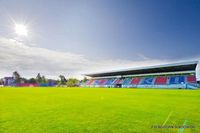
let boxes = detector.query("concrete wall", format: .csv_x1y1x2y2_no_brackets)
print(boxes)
196,61,200,81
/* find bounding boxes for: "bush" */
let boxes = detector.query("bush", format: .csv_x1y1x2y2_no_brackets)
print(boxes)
66,78,79,87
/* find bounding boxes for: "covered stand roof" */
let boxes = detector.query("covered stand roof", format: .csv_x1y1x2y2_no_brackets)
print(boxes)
85,61,198,78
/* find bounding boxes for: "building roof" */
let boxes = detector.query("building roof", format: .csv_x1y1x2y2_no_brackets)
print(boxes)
85,61,198,77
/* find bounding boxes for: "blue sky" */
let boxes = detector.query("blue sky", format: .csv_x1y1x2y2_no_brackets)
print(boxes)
0,0,200,78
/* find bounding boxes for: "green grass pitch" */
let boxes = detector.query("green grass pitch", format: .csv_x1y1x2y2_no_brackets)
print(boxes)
0,87,199,133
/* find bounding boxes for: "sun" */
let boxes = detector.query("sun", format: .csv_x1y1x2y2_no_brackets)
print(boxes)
15,24,28,36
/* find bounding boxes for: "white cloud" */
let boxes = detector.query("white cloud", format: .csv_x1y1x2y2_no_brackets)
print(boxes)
0,37,180,79
136,53,150,60
0,37,89,78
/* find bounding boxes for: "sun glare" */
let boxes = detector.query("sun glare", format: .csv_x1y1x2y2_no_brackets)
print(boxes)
15,24,28,36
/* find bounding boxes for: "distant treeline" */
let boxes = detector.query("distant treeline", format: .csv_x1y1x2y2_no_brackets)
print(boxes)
0,71,82,87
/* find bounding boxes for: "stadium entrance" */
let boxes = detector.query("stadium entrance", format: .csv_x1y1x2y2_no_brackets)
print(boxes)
115,84,122,88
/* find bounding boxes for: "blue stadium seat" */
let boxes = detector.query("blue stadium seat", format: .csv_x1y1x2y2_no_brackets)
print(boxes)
168,76,185,84
93,80,99,85
122,78,132,85
105,79,115,85
141,77,154,85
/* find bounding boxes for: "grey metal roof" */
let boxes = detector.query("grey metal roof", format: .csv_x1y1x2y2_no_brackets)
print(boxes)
85,61,198,77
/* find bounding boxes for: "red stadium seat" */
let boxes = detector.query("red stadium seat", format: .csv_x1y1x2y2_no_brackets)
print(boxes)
114,79,122,84
87,80,94,85
130,78,141,84
155,77,167,85
99,79,107,85
86,80,90,85
186,75,196,83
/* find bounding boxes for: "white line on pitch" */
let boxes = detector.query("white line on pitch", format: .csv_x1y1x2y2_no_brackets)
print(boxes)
162,111,173,126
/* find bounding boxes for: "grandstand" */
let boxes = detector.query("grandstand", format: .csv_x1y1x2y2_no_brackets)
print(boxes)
82,61,200,89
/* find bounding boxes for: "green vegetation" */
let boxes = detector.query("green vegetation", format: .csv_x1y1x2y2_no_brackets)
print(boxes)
0,87,199,133
66,78,79,87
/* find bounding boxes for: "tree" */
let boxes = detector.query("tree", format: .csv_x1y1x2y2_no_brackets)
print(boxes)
59,75,67,85
66,78,79,87
82,77,88,83
36,73,42,84
21,78,27,83
0,79,4,85
41,76,48,84
13,71,21,83
28,78,37,84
